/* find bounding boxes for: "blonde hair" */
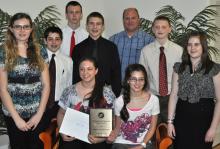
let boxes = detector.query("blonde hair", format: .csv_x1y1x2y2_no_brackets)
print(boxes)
4,13,44,72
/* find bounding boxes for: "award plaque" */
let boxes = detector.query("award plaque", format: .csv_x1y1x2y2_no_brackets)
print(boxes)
90,108,112,137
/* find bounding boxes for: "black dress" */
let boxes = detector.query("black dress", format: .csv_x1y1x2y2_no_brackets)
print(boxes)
173,62,220,149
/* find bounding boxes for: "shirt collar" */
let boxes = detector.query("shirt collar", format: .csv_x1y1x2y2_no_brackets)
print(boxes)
88,36,102,43
155,39,170,51
47,49,60,60
66,25,82,33
123,29,140,38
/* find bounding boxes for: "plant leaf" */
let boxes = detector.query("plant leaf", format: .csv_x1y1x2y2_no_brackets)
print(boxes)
33,5,61,45
0,8,11,44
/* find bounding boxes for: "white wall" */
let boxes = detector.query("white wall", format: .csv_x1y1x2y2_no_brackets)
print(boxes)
1,0,209,38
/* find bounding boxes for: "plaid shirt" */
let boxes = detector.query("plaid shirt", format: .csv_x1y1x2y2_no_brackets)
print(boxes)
110,30,154,79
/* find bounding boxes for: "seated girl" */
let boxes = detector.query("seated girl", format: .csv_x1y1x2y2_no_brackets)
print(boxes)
108,64,159,149
57,56,116,149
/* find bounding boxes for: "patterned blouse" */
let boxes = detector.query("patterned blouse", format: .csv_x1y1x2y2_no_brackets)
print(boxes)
174,62,220,103
58,84,116,113
0,47,48,118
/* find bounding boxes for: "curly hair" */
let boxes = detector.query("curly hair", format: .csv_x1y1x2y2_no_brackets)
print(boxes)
120,64,149,122
4,12,44,72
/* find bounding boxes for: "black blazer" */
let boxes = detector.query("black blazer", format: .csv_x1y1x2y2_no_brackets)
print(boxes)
72,36,121,97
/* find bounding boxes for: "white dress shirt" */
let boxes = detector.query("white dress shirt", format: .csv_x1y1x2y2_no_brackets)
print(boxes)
139,40,183,95
60,25,88,56
47,49,73,101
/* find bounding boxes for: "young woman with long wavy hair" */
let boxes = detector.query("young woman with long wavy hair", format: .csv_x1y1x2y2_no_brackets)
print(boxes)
0,12,50,149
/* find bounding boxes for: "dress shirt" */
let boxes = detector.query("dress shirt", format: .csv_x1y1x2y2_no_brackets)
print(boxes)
47,49,73,101
72,36,121,97
139,40,183,95
60,25,88,56
109,29,154,79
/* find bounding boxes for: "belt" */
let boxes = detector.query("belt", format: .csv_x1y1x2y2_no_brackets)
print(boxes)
157,95,170,98
8,76,40,84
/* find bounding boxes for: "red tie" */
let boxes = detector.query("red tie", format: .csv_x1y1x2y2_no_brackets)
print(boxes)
70,31,75,57
159,46,168,96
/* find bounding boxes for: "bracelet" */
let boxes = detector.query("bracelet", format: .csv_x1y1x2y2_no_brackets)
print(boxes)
167,120,173,124
140,142,146,148
167,116,175,121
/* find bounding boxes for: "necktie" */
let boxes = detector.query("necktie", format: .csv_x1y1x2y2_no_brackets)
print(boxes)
159,46,168,96
70,31,75,57
92,40,98,60
48,54,56,108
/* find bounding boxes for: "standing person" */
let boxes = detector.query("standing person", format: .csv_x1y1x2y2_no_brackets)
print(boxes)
72,12,121,97
107,64,159,149
109,8,154,79
167,31,220,149
61,1,88,57
43,26,73,126
57,56,116,149
139,16,182,123
0,13,50,149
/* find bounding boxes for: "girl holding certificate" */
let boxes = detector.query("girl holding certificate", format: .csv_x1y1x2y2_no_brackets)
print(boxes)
108,64,160,149
57,56,116,149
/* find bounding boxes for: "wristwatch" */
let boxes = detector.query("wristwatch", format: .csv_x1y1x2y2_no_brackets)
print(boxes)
140,142,146,148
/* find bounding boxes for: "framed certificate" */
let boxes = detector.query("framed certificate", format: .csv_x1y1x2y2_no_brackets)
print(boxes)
89,108,112,137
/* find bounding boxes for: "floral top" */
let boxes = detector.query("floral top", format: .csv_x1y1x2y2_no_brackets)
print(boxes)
114,94,159,144
174,62,220,103
58,84,116,114
0,47,48,118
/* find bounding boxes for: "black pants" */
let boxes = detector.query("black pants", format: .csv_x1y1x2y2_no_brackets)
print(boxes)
112,142,153,149
4,115,45,149
157,95,169,124
44,101,59,128
59,139,111,149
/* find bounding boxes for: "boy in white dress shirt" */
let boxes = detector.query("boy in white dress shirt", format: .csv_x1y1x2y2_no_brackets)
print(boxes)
43,26,73,126
60,1,88,57
139,16,183,124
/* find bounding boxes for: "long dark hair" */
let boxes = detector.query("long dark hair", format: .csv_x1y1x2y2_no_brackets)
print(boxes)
178,31,213,74
78,56,105,108
120,64,149,122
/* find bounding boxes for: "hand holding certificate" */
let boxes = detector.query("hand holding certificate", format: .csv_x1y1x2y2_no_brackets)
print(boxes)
59,108,113,144
59,108,91,144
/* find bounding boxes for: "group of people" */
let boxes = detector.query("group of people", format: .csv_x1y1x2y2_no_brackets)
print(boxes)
0,1,220,149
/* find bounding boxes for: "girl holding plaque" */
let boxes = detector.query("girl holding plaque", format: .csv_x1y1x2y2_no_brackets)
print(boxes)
57,56,116,149
108,64,159,149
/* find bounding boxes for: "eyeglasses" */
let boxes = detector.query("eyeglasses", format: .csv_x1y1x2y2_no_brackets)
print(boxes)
129,77,145,83
13,25,32,30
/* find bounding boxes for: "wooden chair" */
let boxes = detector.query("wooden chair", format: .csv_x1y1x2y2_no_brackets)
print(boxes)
39,119,59,149
156,123,173,149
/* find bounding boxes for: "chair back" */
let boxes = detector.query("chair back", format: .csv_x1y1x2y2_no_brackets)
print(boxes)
156,123,172,149
39,119,59,149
